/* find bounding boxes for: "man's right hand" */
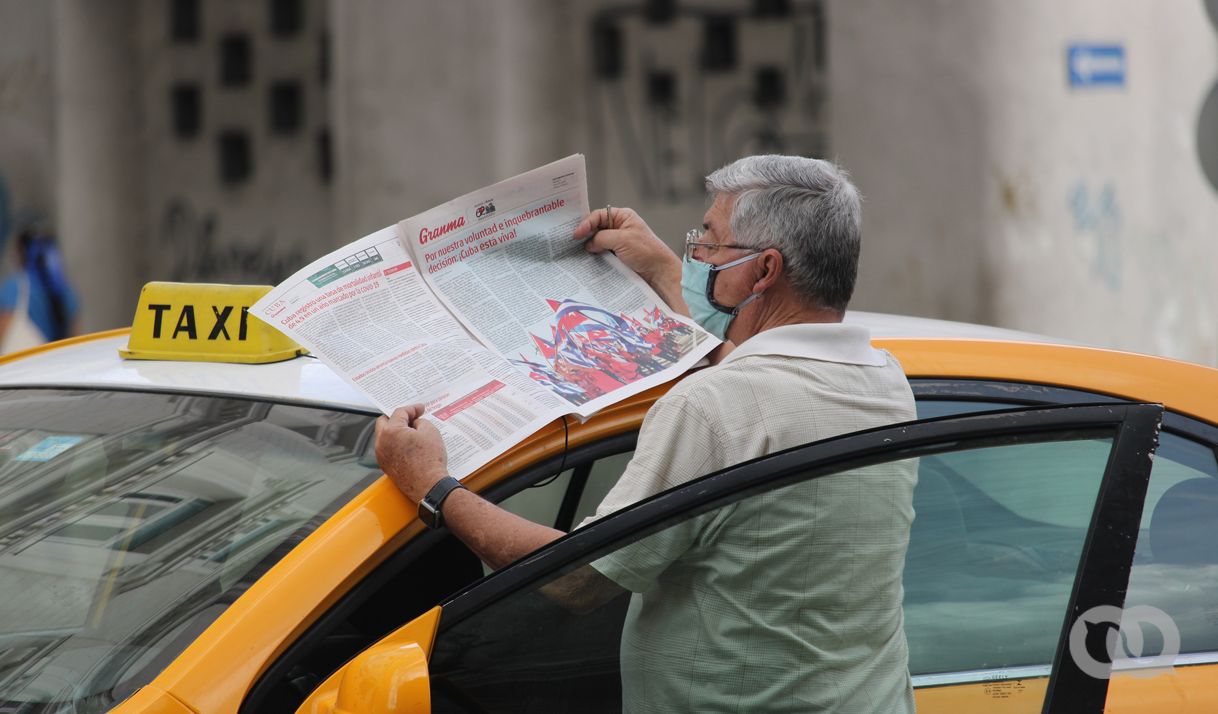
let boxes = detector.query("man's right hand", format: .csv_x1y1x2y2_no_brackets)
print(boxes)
573,206,687,314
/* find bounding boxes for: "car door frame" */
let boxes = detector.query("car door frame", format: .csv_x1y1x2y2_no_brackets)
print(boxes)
429,403,1162,714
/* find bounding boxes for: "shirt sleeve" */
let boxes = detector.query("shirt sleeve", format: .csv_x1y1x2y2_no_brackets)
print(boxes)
589,506,736,593
578,391,724,527
577,389,727,592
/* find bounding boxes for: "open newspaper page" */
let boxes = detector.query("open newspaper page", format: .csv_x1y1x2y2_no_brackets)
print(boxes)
249,226,569,480
399,154,719,419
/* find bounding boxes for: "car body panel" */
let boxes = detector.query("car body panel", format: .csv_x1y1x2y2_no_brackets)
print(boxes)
109,685,196,714
1107,667,1218,712
892,338,1218,425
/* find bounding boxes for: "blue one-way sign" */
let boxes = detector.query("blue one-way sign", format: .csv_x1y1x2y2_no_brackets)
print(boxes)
1067,44,1126,88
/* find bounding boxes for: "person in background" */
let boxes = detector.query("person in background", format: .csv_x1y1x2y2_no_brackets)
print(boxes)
0,223,80,353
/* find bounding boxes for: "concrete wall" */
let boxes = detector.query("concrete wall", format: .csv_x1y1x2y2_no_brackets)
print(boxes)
3,0,1217,364
331,1,827,252
331,0,576,238
54,0,146,332
833,0,1218,364
0,1,56,253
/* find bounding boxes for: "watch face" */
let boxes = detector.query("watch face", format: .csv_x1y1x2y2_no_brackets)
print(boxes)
419,500,441,529
420,477,461,529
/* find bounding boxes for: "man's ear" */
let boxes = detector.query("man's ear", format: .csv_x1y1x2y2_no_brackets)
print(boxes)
753,248,784,293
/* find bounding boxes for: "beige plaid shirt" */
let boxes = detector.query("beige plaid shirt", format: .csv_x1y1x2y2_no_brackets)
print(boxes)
583,322,918,713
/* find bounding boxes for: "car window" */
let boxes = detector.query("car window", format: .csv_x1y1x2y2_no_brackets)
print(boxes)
1117,430,1218,665
496,467,573,526
915,398,1016,420
426,421,1135,714
574,450,632,523
497,450,632,529
0,389,380,712
904,438,1111,680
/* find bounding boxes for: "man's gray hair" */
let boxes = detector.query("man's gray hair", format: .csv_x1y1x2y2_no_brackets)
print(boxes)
705,155,861,312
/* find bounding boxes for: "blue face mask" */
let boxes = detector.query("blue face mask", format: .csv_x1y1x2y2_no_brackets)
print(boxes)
680,253,763,340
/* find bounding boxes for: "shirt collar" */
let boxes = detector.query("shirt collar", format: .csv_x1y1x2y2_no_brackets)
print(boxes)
719,322,888,367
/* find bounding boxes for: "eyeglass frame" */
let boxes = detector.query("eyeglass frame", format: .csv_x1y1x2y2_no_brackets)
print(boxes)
683,229,764,262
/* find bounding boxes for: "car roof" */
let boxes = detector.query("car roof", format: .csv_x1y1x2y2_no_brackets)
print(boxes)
845,311,1078,344
0,314,1075,412
0,330,379,412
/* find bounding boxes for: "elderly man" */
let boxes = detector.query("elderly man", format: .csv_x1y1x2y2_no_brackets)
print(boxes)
376,155,917,712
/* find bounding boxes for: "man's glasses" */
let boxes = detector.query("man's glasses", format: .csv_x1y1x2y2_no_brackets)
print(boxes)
684,229,758,261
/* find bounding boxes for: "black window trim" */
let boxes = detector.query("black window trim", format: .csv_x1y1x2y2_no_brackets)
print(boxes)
433,403,1162,714
1043,403,1161,712
911,377,1218,448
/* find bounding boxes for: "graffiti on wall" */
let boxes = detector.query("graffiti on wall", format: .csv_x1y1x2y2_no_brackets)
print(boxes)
1068,180,1123,292
159,199,307,284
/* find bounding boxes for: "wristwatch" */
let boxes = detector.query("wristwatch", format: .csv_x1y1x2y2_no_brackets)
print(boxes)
418,476,467,530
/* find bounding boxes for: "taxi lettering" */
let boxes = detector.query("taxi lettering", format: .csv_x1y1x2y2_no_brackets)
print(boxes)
145,303,251,341
121,282,304,364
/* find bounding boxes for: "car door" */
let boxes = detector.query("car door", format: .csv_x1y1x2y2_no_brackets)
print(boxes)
297,403,1162,714
910,379,1218,711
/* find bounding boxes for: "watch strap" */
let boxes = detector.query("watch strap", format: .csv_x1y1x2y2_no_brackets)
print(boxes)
418,476,466,529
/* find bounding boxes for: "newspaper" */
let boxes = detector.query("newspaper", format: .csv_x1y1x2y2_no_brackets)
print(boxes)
252,155,717,480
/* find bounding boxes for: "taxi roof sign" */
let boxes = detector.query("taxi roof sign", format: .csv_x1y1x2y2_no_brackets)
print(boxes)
120,282,306,364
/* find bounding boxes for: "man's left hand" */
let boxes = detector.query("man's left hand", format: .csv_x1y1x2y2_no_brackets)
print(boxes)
375,404,449,503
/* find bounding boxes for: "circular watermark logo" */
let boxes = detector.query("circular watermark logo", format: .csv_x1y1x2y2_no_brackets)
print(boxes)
1068,604,1180,679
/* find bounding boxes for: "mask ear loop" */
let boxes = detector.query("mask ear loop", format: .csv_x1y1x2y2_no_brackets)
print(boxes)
704,251,765,315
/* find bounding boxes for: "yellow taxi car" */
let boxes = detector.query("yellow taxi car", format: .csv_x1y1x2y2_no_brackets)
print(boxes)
0,284,1215,714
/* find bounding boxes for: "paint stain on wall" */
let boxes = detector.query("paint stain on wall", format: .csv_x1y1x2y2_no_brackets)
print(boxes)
999,180,1019,215
1068,181,1122,292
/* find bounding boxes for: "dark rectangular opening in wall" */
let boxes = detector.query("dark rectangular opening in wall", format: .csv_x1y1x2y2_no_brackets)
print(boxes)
270,0,304,37
171,84,202,138
752,0,792,18
218,130,253,185
647,71,677,113
170,0,201,42
592,20,622,80
318,31,330,85
753,67,785,110
701,15,737,72
645,0,677,24
219,34,253,87
810,0,826,70
317,128,333,182
269,81,304,135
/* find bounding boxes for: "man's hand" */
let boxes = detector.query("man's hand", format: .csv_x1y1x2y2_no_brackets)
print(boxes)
375,404,448,503
573,207,685,312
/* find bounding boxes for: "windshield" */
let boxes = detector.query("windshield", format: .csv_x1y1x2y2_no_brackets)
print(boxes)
0,389,380,712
